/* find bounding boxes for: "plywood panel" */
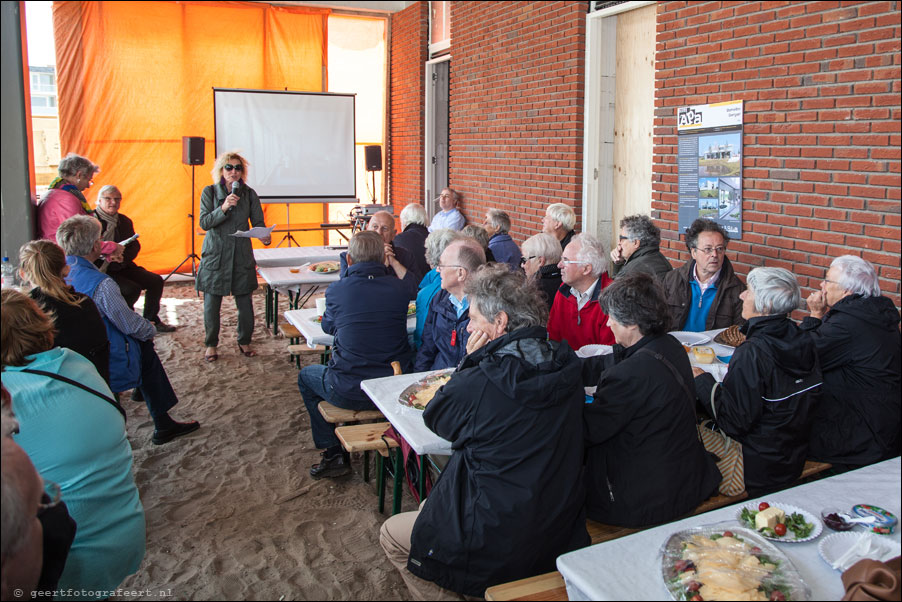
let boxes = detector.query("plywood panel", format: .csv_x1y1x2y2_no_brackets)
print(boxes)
612,3,656,240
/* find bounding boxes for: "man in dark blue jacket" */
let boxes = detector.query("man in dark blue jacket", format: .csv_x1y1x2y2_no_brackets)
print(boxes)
298,231,413,479
414,239,485,372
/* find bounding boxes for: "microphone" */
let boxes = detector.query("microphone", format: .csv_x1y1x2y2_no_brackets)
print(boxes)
228,181,239,214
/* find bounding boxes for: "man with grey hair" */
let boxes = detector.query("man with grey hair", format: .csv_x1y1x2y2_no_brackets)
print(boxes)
415,239,486,371
610,214,673,281
1,437,46,600
483,208,522,271
542,203,577,251
547,233,615,350
346,210,424,299
802,255,901,468
56,215,200,445
93,185,175,332
415,229,465,348
299,231,413,479
394,203,430,279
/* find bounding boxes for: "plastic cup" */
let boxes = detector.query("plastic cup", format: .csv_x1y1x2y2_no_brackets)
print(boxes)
315,296,327,316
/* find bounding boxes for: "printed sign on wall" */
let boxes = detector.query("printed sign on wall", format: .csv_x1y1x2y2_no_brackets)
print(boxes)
677,100,743,239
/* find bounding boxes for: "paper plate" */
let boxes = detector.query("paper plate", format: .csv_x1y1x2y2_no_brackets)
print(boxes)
575,344,613,358
737,502,823,543
819,532,902,572
669,331,711,346
308,261,339,274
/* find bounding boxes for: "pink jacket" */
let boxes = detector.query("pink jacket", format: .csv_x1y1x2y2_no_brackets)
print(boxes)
38,188,118,255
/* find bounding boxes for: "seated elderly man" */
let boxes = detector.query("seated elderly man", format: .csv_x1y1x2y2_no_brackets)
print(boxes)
483,208,522,270
610,214,673,281
415,229,464,349
55,215,199,445
393,203,430,279
298,231,413,479
582,273,720,527
93,185,175,332
547,233,615,350
428,187,466,232
542,202,577,251
521,232,562,311
803,255,901,468
381,264,589,599
341,210,423,299
415,239,486,371
694,267,822,496
662,218,745,332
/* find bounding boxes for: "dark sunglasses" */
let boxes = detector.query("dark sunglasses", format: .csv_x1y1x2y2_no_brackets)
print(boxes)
224,163,243,172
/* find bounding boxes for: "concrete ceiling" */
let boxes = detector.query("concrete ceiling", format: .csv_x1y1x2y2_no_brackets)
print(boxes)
250,1,415,14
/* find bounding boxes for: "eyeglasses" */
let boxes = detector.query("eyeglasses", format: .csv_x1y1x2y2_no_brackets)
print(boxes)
436,264,465,272
560,260,589,266
223,163,243,172
693,246,726,256
823,278,840,286
38,479,62,518
618,235,630,241
519,255,537,265
100,196,121,202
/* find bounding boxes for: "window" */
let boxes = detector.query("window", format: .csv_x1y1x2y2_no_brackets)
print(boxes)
430,1,450,55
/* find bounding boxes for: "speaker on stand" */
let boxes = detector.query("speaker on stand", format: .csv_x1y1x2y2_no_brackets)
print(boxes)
365,145,382,204
166,136,205,282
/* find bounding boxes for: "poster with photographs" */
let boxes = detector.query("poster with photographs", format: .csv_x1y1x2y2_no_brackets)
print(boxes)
677,100,743,239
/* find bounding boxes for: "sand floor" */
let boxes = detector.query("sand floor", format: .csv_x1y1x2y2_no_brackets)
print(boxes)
112,282,419,601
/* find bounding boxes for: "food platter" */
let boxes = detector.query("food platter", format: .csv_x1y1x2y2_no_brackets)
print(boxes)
714,325,746,348
737,502,823,543
407,301,416,316
669,331,711,347
660,525,809,601
308,261,340,274
398,370,454,410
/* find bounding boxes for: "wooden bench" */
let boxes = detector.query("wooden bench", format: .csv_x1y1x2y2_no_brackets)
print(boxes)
334,422,402,514
485,460,834,601
288,343,330,368
318,401,384,424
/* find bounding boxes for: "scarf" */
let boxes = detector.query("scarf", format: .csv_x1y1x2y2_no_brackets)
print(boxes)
94,206,119,242
49,176,92,214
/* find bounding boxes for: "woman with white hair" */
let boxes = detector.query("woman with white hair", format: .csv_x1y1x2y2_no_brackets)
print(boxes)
414,229,464,348
394,203,430,278
542,202,577,250
693,267,822,496
520,232,562,311
803,255,901,467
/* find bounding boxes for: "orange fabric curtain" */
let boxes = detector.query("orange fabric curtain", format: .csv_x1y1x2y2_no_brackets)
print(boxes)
52,1,329,273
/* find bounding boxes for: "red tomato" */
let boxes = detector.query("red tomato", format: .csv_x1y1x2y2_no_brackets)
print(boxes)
774,523,787,536
722,531,734,538
770,590,786,601
690,596,704,602
687,581,701,592
758,502,770,511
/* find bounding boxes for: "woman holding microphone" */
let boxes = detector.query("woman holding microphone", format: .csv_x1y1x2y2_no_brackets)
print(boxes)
197,151,270,362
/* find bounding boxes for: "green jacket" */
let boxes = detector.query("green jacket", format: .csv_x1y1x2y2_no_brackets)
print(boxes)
196,181,266,296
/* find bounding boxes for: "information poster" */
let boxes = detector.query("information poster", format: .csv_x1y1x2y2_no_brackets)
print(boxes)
677,100,743,239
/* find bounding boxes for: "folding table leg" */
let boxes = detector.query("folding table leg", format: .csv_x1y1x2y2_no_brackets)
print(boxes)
418,455,426,501
377,453,386,514
392,447,403,515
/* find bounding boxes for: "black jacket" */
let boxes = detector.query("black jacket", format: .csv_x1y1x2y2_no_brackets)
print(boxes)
802,294,901,466
408,327,589,596
695,315,822,495
393,223,430,284
339,242,421,300
611,244,673,281
322,261,413,401
582,334,720,527
661,256,745,332
93,211,140,274
535,263,562,311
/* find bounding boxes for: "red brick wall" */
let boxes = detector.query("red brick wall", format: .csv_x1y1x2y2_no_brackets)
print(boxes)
388,2,429,216
448,1,586,242
654,1,901,304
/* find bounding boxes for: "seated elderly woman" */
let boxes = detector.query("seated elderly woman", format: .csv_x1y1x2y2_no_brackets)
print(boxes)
381,264,588,599
581,273,720,527
483,208,522,270
803,255,901,468
694,267,822,496
1,289,145,596
19,239,110,384
520,232,563,311
414,228,464,348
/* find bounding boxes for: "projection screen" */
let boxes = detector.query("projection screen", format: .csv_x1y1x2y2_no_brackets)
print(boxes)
213,89,357,203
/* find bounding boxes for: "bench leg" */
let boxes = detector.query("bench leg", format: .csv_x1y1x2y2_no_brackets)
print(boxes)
418,454,426,501
363,450,370,483
377,453,386,514
392,448,403,516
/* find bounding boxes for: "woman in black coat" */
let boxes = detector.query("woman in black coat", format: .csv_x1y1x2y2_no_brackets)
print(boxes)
521,232,563,312
380,264,588,599
582,272,720,527
19,240,110,384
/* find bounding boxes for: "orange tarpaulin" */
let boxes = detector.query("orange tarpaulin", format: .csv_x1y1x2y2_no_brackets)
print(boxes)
52,1,329,273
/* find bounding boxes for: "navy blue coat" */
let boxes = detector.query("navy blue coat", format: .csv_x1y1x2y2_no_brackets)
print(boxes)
415,288,470,372
488,232,522,271
322,261,413,401
393,223,430,283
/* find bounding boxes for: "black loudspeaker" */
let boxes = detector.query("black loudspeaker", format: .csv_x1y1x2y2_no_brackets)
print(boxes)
365,145,382,172
182,136,205,165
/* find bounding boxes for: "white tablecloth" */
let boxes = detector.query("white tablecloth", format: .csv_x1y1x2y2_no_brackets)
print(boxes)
557,456,902,601
360,371,454,455
284,307,417,348
253,245,344,268
258,265,340,295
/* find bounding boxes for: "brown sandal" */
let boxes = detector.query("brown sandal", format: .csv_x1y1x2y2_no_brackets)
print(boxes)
237,344,257,357
204,347,218,362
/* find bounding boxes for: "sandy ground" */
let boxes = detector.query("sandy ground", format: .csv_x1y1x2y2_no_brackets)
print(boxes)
112,282,419,601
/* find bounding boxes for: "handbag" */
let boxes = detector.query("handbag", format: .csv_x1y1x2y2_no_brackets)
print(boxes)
697,417,745,496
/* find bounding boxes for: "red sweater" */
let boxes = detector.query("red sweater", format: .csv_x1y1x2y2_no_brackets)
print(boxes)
547,273,615,351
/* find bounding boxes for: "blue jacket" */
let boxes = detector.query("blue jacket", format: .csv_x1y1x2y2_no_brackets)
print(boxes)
488,232,522,271
415,288,470,371
67,255,142,392
322,261,413,401
415,269,442,348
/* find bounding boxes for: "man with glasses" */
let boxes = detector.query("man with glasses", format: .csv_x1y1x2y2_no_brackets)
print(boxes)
661,218,745,332
415,239,486,371
610,214,673,281
547,233,615,350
